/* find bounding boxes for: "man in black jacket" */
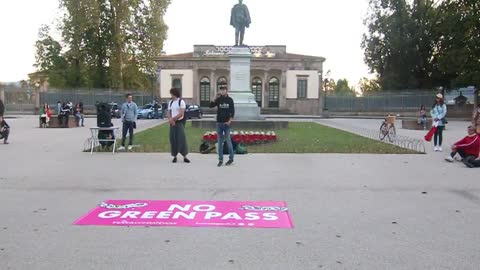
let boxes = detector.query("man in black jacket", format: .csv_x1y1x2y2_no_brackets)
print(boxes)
210,86,235,167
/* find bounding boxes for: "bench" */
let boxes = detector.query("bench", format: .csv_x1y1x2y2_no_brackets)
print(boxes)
44,115,79,128
402,119,432,130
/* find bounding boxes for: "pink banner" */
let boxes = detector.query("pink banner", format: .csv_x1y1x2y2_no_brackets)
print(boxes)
74,200,293,229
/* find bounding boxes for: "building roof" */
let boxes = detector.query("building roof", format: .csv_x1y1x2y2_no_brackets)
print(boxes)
156,45,326,62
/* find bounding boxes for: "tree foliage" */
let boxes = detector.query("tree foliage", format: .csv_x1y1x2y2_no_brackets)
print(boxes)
334,79,356,96
362,0,480,90
34,0,170,90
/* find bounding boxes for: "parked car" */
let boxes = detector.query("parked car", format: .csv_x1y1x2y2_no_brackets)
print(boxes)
185,104,203,119
137,104,164,119
109,103,121,118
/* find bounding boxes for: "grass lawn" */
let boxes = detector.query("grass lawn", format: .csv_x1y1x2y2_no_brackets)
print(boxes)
130,122,417,154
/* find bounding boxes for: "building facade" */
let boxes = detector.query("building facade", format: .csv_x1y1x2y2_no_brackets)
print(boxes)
156,45,326,115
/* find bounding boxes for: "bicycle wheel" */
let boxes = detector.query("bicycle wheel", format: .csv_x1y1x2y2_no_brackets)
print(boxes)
379,123,387,140
387,125,396,142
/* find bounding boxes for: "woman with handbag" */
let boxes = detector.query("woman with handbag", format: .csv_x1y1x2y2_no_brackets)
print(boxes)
430,94,448,152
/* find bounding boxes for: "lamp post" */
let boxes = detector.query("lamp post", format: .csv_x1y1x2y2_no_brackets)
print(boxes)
323,70,331,111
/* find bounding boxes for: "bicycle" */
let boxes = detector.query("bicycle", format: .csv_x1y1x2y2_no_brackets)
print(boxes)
379,115,397,142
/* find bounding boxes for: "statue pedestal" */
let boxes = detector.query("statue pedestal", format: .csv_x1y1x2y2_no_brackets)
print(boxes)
229,47,264,120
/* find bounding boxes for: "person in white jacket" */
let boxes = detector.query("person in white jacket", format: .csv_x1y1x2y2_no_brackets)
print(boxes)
430,93,448,152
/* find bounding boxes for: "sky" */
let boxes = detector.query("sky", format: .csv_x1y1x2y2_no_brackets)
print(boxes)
0,0,373,86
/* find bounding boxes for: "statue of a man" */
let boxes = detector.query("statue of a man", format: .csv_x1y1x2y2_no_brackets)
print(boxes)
230,0,251,46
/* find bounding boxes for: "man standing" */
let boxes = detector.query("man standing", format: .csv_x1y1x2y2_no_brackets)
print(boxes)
230,0,251,46
210,86,235,167
119,94,138,151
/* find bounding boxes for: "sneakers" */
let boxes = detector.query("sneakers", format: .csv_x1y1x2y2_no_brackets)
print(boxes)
217,161,223,167
438,146,443,152
226,160,234,166
184,157,191,163
445,156,454,163
118,146,126,151
433,146,439,152
433,146,443,152
172,157,177,163
127,145,133,151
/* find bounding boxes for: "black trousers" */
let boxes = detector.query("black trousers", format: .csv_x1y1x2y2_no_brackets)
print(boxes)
451,149,467,159
434,126,444,146
170,122,188,157
122,121,134,146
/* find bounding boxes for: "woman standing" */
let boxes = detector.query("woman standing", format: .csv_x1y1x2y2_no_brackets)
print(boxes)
430,93,448,152
40,103,51,128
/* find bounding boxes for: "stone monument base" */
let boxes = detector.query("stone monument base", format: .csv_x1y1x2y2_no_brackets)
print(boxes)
229,47,264,121
228,92,264,120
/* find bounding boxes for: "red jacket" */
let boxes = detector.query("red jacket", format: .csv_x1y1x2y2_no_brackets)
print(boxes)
455,134,480,157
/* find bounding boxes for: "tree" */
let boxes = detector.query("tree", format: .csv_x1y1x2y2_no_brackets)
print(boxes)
435,0,480,89
334,79,355,96
34,25,67,88
359,77,381,93
362,0,441,90
34,0,171,90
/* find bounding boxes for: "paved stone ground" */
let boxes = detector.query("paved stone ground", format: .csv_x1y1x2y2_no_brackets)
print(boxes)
1,116,479,270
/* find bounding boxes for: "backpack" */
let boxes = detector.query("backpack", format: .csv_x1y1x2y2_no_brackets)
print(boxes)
170,98,187,125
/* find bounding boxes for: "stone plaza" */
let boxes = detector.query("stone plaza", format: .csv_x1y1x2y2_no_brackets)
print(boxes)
1,116,480,270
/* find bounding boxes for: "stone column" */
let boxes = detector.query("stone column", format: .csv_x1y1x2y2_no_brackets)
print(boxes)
280,69,287,108
263,71,269,108
0,88,4,103
318,72,324,115
210,70,216,100
192,66,199,104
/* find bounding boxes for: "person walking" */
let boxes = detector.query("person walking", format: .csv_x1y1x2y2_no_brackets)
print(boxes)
167,88,190,163
118,94,138,151
209,86,235,167
430,94,447,152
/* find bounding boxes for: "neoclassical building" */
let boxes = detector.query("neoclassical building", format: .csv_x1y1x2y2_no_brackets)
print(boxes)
156,45,326,115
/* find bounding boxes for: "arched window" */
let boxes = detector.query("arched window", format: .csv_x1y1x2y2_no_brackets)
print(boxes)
199,77,211,107
268,77,280,108
217,77,228,92
251,77,262,107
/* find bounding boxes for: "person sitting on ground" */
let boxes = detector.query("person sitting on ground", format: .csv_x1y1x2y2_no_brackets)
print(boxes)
0,116,10,144
445,125,480,162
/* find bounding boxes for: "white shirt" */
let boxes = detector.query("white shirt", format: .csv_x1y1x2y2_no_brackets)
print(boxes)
168,98,186,120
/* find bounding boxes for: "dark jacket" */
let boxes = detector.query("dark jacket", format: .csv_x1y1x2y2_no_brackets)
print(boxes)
209,95,235,123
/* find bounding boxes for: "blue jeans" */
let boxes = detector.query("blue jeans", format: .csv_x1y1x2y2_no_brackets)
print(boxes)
217,123,234,162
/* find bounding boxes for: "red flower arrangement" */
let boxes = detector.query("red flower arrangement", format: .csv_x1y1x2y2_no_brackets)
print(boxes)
203,131,278,145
